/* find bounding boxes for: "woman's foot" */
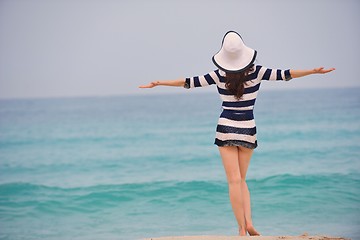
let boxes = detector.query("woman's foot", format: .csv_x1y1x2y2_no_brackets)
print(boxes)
246,225,260,236
238,227,247,236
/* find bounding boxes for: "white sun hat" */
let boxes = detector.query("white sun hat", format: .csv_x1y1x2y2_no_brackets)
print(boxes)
212,31,257,73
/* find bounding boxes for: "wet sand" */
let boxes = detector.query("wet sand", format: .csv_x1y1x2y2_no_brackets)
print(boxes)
143,234,349,240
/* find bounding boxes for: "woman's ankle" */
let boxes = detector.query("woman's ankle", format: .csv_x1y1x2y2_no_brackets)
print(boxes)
238,227,247,236
246,222,254,229
246,225,260,236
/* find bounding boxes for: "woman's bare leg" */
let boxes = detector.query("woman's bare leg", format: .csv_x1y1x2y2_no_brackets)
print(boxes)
218,146,246,236
237,146,260,236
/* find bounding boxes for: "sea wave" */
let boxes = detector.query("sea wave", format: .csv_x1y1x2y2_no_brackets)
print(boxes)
1,172,359,218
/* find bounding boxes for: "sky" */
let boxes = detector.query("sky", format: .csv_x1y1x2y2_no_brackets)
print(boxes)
0,0,359,99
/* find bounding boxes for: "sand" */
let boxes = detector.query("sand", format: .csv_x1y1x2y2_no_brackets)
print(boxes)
143,233,349,240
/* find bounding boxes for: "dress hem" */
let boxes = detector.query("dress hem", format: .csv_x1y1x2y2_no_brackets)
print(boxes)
214,139,257,149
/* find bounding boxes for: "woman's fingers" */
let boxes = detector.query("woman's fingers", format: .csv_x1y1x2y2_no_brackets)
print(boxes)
139,82,157,88
314,67,335,74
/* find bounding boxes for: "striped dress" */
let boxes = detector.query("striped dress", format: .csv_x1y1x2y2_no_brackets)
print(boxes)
184,65,292,149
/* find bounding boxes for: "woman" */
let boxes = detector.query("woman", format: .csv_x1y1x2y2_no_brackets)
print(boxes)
139,31,334,236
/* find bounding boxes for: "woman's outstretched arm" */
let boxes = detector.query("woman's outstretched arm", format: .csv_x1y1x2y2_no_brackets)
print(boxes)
139,79,185,88
290,67,335,78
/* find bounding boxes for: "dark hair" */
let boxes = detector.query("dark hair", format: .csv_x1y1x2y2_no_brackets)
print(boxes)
225,65,254,99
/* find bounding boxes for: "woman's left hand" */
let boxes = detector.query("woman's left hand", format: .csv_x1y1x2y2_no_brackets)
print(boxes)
139,81,160,88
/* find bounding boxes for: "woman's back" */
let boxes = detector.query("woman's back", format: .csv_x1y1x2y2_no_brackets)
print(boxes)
185,65,292,111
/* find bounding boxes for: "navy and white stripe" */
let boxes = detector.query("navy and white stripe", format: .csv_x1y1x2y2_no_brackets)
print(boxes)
185,65,292,149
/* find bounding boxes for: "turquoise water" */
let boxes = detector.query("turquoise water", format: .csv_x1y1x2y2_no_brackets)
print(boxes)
0,88,359,239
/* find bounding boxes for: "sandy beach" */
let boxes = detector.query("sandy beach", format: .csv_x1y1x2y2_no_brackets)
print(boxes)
144,234,349,240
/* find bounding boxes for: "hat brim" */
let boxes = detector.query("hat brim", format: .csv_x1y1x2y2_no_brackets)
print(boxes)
212,50,257,73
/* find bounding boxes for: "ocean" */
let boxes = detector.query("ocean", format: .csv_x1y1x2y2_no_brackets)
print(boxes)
0,87,359,240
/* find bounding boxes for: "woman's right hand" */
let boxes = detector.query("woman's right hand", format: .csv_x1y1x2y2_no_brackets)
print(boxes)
290,67,335,78
312,67,336,74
